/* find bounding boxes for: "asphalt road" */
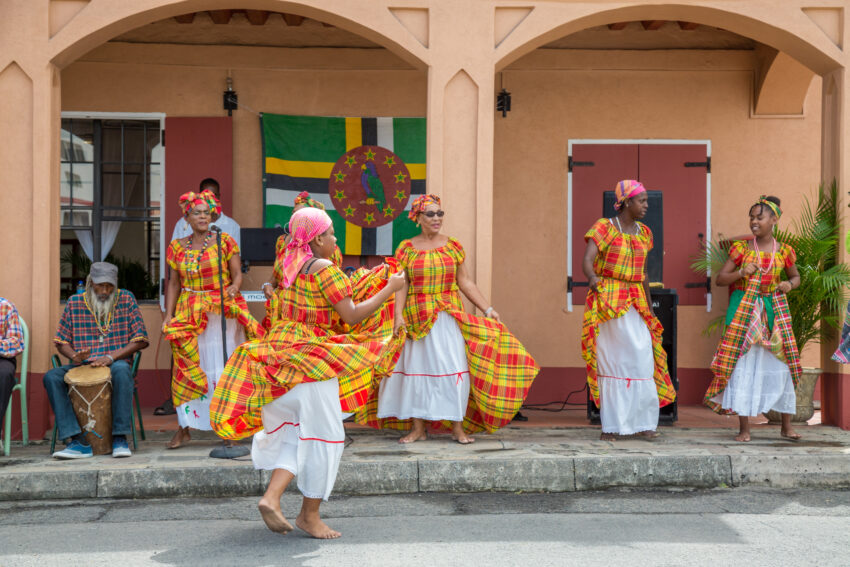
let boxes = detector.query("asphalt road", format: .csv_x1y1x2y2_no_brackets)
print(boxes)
1,489,849,566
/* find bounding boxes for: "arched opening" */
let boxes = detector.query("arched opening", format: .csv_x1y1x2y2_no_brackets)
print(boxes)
489,10,836,417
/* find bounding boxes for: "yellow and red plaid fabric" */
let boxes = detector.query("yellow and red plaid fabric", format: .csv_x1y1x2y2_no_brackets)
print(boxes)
355,239,540,434
163,234,263,406
210,263,403,440
706,263,801,414
581,219,675,407
728,240,796,293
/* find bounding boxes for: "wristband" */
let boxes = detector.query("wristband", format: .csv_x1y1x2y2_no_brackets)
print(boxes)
262,282,272,288
104,354,114,363
484,306,494,316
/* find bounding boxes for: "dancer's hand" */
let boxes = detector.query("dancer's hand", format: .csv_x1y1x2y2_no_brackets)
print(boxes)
393,318,406,336
387,271,406,292
777,281,792,294
741,262,759,277
589,275,602,292
262,282,274,300
224,284,239,299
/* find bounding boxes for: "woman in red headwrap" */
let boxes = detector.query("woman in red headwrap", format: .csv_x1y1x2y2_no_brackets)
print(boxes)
581,180,675,440
356,194,539,444
705,195,802,442
162,190,262,450
211,206,405,539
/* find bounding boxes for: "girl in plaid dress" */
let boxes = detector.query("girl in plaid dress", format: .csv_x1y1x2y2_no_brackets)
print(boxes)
705,196,802,442
211,207,405,539
360,195,539,444
163,190,262,450
581,180,675,440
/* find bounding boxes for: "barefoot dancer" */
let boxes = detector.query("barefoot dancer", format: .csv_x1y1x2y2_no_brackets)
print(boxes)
163,190,262,450
358,194,539,444
211,207,405,539
581,180,675,441
706,196,802,442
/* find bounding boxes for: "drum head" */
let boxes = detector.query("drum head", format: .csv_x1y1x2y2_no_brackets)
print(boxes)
65,364,111,386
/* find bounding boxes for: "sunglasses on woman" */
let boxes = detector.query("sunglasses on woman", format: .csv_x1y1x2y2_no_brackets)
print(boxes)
421,210,445,218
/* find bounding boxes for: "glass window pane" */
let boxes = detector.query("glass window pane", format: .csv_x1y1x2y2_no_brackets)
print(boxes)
149,161,162,208
66,162,93,207
61,208,92,228
70,120,94,162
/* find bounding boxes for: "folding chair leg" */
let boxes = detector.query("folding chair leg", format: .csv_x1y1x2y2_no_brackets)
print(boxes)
50,423,58,454
129,409,137,450
134,388,146,441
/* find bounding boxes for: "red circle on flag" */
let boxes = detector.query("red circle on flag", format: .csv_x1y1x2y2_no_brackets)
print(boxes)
328,145,411,228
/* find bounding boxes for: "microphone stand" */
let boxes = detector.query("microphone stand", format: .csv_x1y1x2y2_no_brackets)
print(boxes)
211,225,228,367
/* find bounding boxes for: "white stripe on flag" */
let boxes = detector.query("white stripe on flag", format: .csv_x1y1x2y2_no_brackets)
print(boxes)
376,117,394,255
266,187,334,210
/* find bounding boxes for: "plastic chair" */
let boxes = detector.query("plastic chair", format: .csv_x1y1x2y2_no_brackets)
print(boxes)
2,317,29,456
49,350,144,453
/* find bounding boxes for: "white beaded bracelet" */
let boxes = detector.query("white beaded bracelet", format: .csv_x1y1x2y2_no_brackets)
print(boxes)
104,354,114,363
484,306,494,316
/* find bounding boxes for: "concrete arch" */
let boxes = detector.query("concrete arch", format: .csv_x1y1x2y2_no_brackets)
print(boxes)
495,3,843,76
48,0,430,70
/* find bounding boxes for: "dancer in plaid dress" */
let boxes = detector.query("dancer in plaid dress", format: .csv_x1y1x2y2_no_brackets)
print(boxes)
705,196,802,442
581,180,675,440
162,190,262,450
359,195,539,444
211,207,404,539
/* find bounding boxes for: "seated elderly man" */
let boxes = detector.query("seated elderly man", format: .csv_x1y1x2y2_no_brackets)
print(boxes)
0,296,24,425
45,262,149,459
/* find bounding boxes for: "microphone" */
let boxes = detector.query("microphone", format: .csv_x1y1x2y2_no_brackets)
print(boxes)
210,225,222,233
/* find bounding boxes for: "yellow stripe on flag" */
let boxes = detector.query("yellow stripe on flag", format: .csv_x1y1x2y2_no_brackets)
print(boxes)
345,221,362,255
407,163,426,180
265,157,333,179
345,118,362,151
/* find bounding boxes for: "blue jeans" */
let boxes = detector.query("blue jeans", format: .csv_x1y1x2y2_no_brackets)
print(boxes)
43,360,134,440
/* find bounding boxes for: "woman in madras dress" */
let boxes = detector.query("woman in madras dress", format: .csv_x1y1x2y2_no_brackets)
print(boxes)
581,180,675,440
359,194,539,444
706,196,802,442
211,207,404,539
163,190,262,450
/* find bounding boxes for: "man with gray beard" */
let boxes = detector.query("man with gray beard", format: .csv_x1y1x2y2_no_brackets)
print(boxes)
45,262,149,459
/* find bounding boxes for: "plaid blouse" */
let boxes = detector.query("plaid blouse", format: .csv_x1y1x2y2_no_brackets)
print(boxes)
394,238,465,339
272,264,351,332
728,240,796,293
0,297,24,358
167,232,238,292
585,218,652,283
55,290,149,361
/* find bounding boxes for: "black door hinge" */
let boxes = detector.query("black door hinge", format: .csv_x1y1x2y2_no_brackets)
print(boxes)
568,156,595,173
684,156,710,173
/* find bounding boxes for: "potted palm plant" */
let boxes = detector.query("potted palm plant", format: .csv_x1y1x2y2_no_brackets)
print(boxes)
692,180,849,422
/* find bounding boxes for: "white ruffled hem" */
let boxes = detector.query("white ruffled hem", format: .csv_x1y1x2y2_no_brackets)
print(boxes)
712,345,796,416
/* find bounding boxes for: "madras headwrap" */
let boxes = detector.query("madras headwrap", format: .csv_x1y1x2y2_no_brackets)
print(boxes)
613,180,646,211
178,189,222,218
408,194,441,221
294,190,326,211
757,195,782,218
280,207,333,287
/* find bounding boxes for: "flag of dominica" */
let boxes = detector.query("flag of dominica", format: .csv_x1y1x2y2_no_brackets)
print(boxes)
262,113,426,256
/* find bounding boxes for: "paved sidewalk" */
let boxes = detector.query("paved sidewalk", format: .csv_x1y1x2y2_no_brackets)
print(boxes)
2,409,849,501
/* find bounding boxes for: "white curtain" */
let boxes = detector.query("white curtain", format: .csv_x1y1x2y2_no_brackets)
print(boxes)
75,221,121,261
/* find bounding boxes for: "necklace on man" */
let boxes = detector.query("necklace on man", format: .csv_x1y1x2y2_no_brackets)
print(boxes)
83,293,114,341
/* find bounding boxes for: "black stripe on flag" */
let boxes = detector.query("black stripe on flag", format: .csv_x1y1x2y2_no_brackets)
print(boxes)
361,227,376,255
266,174,329,195
411,179,426,195
361,118,378,146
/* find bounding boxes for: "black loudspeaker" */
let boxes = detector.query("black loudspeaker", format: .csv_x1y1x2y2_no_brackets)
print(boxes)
602,190,663,284
240,228,285,265
586,288,679,426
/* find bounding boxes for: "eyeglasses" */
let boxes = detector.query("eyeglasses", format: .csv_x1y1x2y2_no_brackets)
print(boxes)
190,210,211,217
421,210,445,218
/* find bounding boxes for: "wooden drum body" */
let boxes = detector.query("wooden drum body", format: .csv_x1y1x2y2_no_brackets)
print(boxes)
65,365,112,455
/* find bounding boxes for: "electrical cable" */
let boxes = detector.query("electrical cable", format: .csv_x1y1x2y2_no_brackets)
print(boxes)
521,382,589,412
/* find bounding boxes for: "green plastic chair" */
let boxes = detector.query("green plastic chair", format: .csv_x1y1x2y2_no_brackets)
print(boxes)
49,350,145,453
2,317,29,456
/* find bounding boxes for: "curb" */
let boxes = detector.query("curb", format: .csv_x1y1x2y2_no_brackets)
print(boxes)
3,453,849,501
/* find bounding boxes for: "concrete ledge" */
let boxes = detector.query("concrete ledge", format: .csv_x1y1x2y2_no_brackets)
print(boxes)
418,458,575,493
574,456,732,490
731,455,850,488
0,470,98,501
98,467,263,498
335,460,419,494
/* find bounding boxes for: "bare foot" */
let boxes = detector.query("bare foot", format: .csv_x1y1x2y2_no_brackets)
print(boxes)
167,427,191,449
600,432,617,441
258,499,293,534
296,513,341,539
399,429,427,444
451,432,475,444
781,428,802,441
735,431,751,442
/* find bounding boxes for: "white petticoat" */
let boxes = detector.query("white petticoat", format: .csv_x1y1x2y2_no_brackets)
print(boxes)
597,307,660,435
711,345,796,416
377,312,471,422
251,377,344,501
177,317,245,430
